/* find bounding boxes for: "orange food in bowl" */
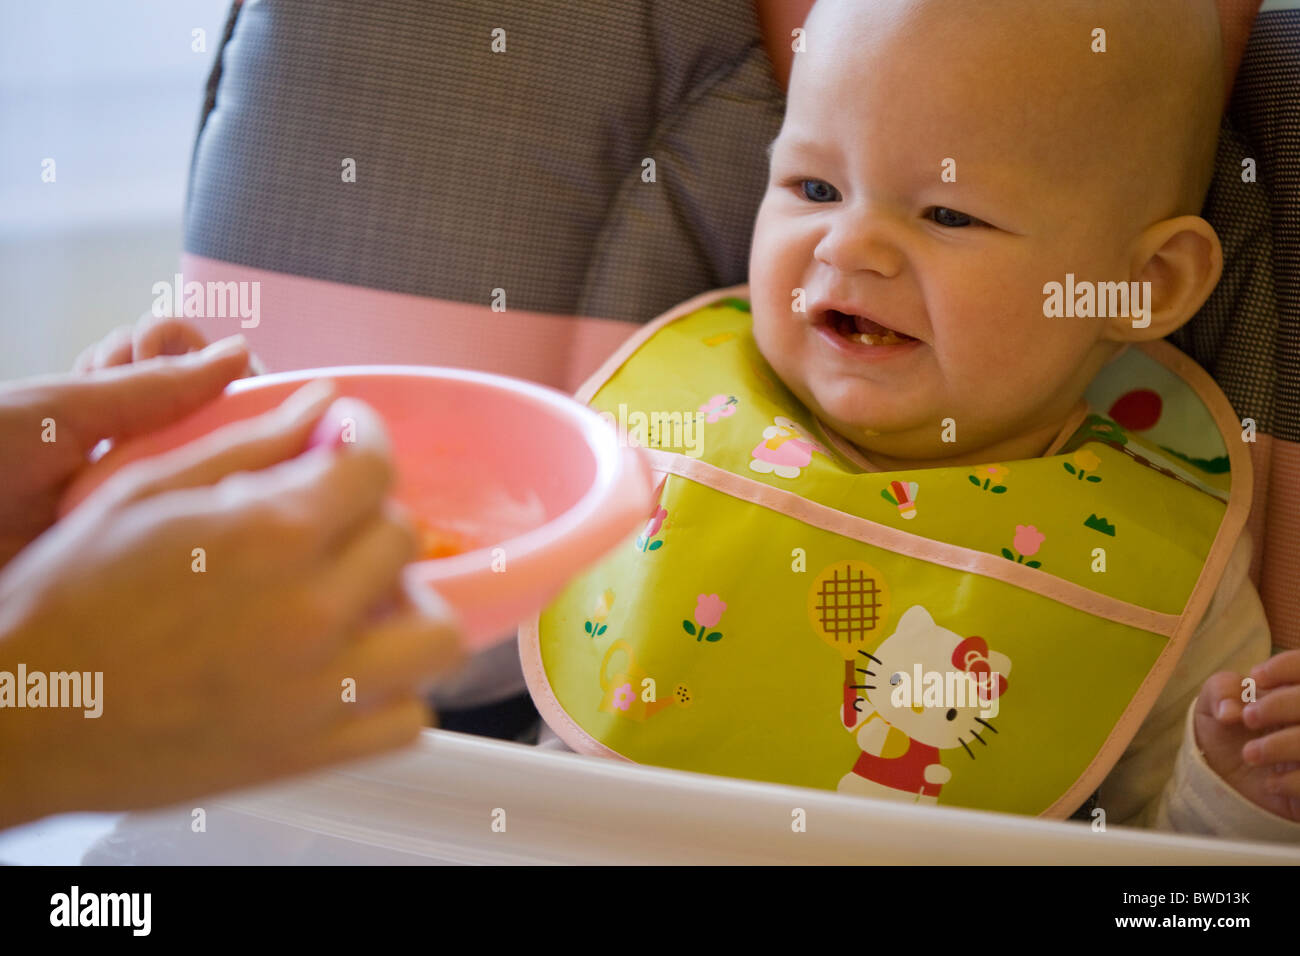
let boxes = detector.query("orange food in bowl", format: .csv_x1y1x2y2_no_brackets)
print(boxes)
414,518,480,560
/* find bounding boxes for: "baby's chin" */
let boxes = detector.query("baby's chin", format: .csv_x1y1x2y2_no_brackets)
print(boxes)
789,378,914,444
820,414,887,444
791,392,907,452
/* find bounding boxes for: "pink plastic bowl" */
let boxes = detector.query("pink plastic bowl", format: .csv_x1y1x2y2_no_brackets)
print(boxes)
60,366,656,652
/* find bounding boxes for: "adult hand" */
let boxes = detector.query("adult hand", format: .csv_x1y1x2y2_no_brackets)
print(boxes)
0,334,251,570
72,313,266,375
0,382,465,828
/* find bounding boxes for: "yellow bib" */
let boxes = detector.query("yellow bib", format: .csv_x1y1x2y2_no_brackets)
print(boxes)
521,289,1251,818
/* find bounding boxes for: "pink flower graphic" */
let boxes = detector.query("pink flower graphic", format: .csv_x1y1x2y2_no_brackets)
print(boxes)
613,682,634,711
683,593,728,643
695,594,727,628
1003,524,1045,568
700,394,738,423
635,505,668,552
1013,525,1045,556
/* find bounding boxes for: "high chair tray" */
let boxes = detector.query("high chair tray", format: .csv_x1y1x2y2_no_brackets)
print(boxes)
83,730,1300,865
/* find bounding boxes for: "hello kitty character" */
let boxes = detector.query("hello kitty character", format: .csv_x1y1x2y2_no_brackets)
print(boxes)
748,416,828,479
837,605,1011,805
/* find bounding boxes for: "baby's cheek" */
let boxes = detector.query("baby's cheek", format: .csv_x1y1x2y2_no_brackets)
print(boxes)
943,314,1043,385
750,293,781,342
753,309,803,374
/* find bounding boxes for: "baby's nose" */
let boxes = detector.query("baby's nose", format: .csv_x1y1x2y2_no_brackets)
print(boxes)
813,218,905,279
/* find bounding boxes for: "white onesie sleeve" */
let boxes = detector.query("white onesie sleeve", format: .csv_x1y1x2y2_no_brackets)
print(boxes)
1097,528,1300,841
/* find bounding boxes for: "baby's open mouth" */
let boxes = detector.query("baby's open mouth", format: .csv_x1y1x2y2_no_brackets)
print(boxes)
823,309,917,346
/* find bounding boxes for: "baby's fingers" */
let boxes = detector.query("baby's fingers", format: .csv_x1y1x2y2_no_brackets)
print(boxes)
1242,684,1300,732
1251,648,1300,690
1198,670,1248,723
1242,724,1300,767
1265,766,1300,802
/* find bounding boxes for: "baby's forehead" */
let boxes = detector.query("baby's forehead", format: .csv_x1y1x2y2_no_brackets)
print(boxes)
803,1,1135,114
802,0,1213,106
784,43,1099,194
793,0,1219,207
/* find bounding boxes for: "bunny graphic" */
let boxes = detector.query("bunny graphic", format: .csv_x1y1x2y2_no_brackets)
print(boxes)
749,416,828,479
837,605,1010,805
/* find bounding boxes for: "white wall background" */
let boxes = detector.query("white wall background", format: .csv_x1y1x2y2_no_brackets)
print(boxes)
0,0,234,379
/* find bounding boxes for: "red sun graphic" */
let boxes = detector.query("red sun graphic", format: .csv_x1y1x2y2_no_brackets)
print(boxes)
1108,389,1162,431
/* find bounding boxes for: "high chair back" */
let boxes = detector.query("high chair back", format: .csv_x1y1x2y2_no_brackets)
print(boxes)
180,0,782,392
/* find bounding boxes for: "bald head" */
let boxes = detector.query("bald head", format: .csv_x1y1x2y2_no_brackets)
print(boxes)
798,0,1224,223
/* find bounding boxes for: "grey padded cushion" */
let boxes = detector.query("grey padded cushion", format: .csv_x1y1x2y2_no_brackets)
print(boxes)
185,0,784,324
1170,9,1299,442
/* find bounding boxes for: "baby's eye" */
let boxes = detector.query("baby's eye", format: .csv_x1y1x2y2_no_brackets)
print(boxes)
928,206,983,228
800,179,841,203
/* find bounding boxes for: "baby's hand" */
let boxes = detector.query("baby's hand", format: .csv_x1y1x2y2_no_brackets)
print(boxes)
1194,650,1300,823
74,314,264,376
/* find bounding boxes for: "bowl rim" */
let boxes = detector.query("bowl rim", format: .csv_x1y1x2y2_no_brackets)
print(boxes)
226,365,633,585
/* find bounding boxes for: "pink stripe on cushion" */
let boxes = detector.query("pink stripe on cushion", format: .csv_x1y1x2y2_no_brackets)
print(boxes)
178,253,640,393
1245,435,1272,587
1248,436,1300,650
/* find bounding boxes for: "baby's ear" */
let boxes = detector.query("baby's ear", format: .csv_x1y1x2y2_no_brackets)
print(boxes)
1108,215,1223,343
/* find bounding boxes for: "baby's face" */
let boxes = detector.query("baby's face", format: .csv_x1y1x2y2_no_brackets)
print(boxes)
750,1,1136,462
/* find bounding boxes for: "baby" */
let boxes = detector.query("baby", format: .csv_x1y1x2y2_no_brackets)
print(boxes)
527,0,1300,839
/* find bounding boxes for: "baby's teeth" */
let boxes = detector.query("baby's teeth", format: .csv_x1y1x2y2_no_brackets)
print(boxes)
853,331,902,346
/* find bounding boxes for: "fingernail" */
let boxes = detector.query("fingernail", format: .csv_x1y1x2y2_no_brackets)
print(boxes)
1243,742,1261,764
1217,700,1230,719
198,334,248,360
388,499,415,532
329,396,392,456
280,379,337,421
